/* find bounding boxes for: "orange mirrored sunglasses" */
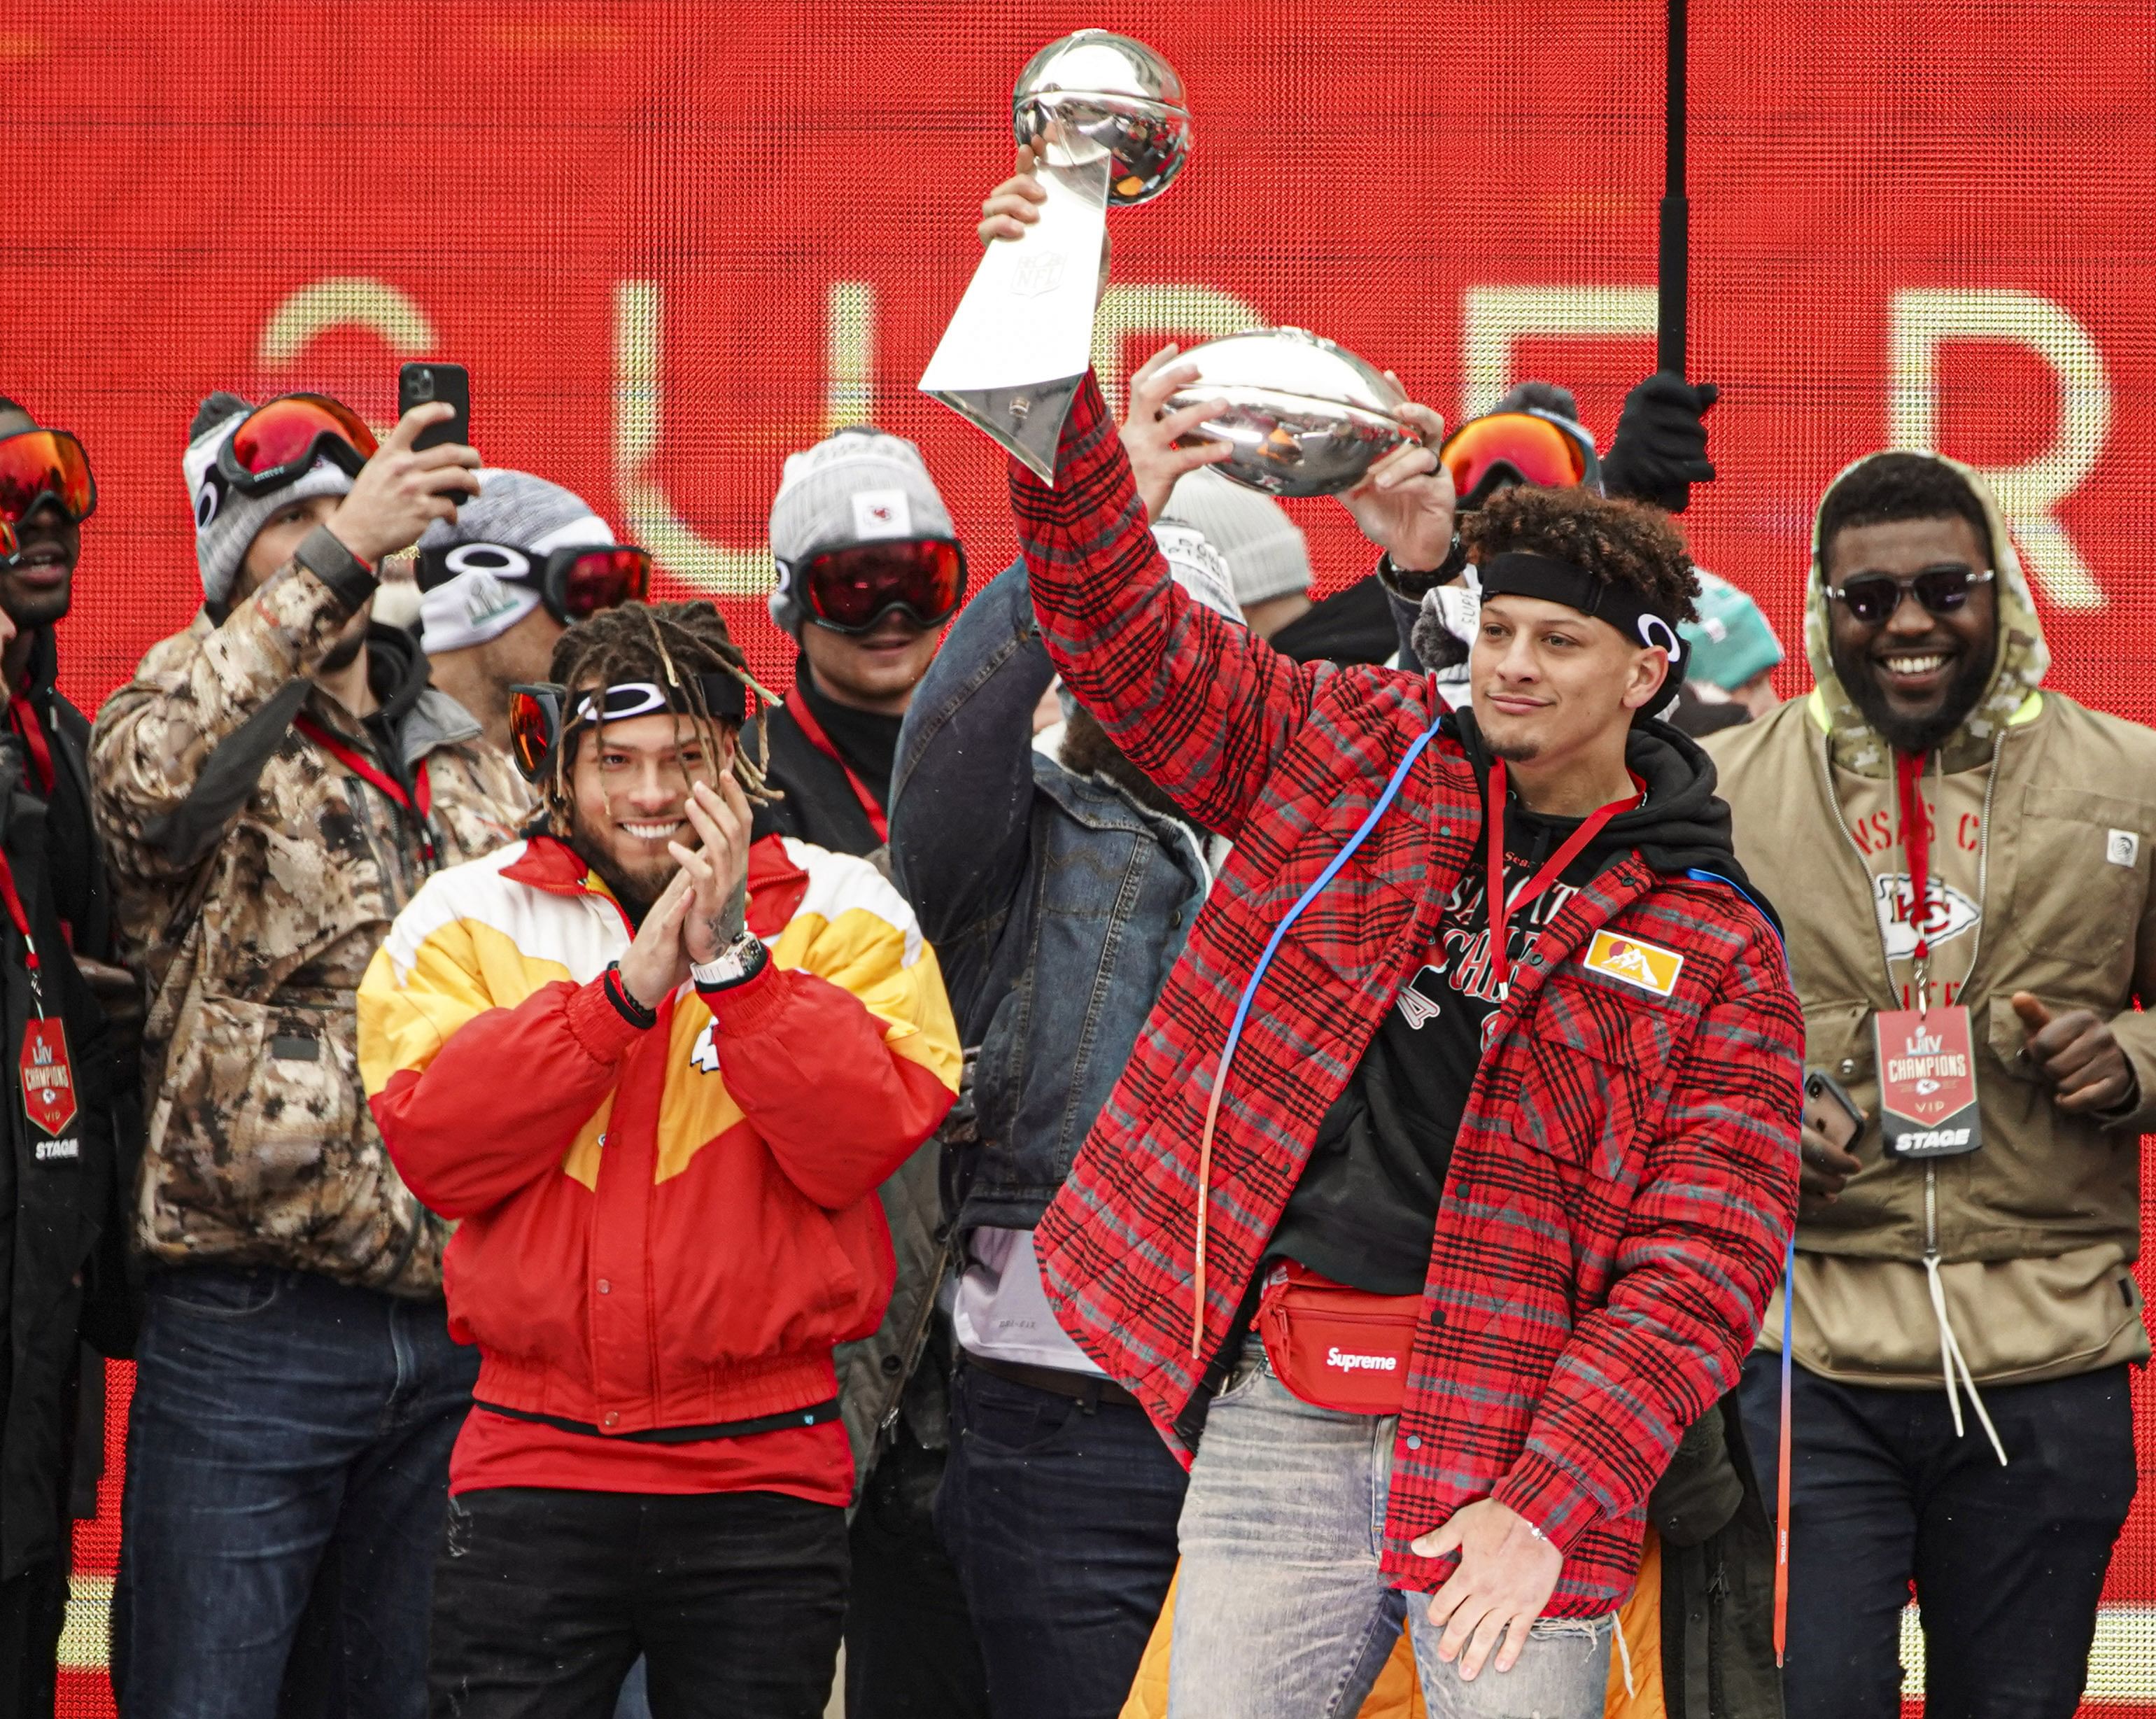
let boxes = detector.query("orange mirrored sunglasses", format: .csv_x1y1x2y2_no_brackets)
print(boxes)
0,430,95,526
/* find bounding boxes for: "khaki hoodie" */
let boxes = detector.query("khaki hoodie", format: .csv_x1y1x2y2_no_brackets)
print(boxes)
1706,453,2156,1391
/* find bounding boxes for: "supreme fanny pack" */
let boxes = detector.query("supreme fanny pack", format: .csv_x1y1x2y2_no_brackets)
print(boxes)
1255,1261,1423,1416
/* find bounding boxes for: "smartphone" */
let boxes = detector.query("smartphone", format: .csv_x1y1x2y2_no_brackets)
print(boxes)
1803,1068,1866,1153
397,362,471,452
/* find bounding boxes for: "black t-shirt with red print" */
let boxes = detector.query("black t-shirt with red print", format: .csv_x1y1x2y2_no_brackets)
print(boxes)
1268,799,1624,1296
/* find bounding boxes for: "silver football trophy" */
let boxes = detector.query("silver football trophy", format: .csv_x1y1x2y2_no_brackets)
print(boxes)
920,30,1191,480
1162,328,1414,497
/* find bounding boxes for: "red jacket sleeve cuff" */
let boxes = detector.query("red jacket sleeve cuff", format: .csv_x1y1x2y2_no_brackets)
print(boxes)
1493,1448,1605,1554
709,958,786,1036
567,974,654,1065
1007,370,1112,497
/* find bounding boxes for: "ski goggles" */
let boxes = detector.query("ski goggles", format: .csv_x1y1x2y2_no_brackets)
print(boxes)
507,674,752,784
214,394,378,498
0,430,96,526
788,538,966,634
1824,564,1994,625
416,540,652,624
1439,411,1596,511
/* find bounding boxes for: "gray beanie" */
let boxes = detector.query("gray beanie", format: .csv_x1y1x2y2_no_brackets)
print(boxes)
767,426,957,635
1163,467,1311,610
416,470,615,655
183,392,357,608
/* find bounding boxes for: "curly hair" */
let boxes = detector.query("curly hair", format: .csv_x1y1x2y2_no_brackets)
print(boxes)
539,600,780,833
1463,483,1700,625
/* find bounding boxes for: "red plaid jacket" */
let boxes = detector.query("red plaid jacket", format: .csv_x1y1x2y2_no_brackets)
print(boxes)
1022,375,1802,1616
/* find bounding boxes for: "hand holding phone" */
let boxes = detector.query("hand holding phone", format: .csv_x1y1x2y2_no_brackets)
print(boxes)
1800,1069,1866,1206
398,363,471,453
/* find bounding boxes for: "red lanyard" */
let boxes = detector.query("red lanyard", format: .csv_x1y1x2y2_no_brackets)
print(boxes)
0,848,48,1016
8,697,53,797
1484,759,1635,989
784,689,889,844
1893,748,1936,1003
293,714,437,866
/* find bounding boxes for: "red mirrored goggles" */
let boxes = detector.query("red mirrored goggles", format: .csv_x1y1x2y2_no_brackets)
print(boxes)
0,430,95,526
793,538,966,634
216,394,379,497
418,541,652,624
1439,412,1596,510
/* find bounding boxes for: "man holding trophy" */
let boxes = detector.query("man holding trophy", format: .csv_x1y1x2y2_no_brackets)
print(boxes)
930,34,1803,1718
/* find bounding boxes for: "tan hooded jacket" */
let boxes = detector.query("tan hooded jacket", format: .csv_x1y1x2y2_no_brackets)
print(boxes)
92,529,531,1293
1705,454,2156,1387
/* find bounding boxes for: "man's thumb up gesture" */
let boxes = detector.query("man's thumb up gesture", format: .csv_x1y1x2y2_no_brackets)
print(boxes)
2011,991,2137,1116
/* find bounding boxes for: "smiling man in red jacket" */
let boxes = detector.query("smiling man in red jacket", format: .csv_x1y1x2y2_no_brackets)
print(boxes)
975,169,1802,1719
358,601,960,1719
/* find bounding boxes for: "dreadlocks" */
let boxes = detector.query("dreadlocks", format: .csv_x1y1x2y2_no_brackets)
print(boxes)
541,600,780,834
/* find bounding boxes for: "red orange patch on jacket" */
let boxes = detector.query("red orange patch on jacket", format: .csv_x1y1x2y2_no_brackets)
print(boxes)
1582,929,1684,997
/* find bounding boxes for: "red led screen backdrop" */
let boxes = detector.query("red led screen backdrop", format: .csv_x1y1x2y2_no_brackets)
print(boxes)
10,2,2154,1712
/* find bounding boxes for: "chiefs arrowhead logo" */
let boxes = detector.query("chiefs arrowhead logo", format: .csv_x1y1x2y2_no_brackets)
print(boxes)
689,1020,720,1074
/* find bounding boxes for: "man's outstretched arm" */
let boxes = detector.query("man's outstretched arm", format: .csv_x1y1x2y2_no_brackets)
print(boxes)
1009,372,1312,839
981,149,1454,840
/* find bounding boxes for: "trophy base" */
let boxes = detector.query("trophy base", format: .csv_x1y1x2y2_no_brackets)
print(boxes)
926,376,1085,484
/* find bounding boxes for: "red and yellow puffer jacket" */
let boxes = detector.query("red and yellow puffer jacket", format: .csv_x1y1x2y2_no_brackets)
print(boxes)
357,832,960,1436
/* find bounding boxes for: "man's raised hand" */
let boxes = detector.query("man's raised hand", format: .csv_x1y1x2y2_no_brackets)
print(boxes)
978,143,1049,246
1120,345,1232,520
616,868,695,1015
327,405,482,566
1340,381,1455,573
670,778,754,964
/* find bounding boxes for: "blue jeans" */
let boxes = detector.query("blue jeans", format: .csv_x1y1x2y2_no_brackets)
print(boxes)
1167,1346,1612,1719
936,1362,1186,1719
116,1267,479,1719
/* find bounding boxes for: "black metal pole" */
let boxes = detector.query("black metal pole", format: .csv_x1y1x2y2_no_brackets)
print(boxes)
1657,0,1689,377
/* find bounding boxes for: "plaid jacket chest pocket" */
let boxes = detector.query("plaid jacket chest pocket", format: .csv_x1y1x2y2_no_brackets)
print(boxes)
1505,992,1665,1191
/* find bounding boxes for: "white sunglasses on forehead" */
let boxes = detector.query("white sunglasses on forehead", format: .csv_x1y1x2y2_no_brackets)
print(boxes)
571,673,751,729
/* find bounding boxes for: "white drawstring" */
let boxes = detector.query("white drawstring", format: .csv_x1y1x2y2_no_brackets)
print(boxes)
1919,1165,2006,1466
1923,1251,2007,1466
1612,1610,1636,1697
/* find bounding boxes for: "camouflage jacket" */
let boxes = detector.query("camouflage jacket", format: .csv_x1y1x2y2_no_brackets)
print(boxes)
90,526,530,1293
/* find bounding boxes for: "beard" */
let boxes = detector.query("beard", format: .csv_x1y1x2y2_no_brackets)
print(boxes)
567,811,678,919
320,615,369,674
1485,728,1542,764
1059,706,1185,820
1831,633,1993,756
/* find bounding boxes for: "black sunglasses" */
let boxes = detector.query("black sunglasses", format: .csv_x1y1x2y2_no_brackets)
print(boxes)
1824,565,1995,626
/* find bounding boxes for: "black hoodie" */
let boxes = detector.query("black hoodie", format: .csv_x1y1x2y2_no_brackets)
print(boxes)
1269,708,1763,1296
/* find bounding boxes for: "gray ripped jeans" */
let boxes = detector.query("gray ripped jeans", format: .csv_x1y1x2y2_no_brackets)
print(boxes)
1167,1342,1612,1719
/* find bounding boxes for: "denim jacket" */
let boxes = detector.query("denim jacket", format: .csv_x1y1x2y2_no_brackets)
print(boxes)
891,561,1211,1230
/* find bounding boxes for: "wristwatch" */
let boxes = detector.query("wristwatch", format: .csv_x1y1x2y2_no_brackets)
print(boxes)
691,930,768,995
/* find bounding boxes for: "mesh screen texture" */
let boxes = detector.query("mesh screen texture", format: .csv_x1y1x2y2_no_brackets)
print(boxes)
15,2,2156,1713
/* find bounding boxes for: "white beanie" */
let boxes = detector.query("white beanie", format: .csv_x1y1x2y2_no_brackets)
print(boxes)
416,470,615,654
183,392,356,608
1164,466,1311,610
767,427,957,635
